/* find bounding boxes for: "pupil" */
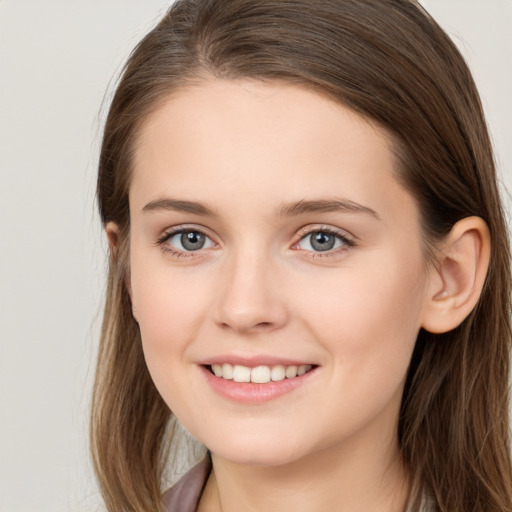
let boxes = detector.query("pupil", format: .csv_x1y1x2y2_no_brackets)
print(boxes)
311,232,335,251
181,231,205,251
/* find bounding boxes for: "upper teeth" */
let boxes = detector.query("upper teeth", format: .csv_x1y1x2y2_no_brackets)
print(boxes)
211,363,313,383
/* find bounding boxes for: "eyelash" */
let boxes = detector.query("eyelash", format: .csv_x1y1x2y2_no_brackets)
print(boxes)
293,225,356,258
156,225,356,258
156,227,215,258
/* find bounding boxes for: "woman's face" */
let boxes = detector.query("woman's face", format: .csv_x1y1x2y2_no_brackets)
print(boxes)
127,78,434,466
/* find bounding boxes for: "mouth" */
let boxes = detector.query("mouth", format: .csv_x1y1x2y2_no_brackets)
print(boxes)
205,363,316,383
200,360,319,404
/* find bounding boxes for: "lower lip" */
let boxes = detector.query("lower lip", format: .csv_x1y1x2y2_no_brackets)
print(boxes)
199,365,317,404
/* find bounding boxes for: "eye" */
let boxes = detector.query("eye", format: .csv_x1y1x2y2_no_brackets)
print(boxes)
296,229,354,253
160,229,215,253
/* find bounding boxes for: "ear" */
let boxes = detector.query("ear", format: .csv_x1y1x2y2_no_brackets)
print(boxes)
105,221,134,302
421,216,490,334
105,221,120,255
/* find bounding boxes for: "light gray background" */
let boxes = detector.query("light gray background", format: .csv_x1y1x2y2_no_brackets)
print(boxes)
0,1,510,511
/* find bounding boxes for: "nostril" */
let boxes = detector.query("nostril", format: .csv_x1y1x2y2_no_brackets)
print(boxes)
217,319,278,333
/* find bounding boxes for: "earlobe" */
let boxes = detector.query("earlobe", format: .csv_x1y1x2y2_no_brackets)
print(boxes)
421,216,490,334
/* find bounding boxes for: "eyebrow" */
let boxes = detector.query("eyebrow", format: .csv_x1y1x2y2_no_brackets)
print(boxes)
142,198,217,216
277,198,380,219
142,197,379,219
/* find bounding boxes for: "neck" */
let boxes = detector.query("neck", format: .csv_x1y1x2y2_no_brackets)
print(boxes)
198,427,409,512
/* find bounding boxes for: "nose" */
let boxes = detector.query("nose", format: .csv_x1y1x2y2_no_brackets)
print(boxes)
213,250,289,335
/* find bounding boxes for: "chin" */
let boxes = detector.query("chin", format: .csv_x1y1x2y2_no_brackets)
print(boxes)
204,432,309,467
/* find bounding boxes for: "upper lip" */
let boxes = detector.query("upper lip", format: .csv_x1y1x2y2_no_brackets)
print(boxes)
197,355,317,367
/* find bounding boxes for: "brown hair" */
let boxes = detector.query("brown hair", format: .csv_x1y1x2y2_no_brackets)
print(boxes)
91,1,512,510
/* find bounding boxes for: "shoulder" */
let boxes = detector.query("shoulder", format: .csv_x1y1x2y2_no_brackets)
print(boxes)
162,457,212,512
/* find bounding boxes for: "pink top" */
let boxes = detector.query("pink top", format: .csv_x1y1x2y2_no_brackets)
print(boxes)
162,458,211,512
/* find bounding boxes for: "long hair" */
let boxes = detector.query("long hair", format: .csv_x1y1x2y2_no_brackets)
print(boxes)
91,1,512,510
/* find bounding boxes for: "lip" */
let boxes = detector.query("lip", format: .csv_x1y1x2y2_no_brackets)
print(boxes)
198,354,316,367
198,362,318,405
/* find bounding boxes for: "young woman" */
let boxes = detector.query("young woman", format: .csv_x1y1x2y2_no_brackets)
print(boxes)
90,1,512,511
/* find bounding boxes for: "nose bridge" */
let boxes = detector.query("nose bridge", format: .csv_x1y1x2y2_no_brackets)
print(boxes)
214,240,288,333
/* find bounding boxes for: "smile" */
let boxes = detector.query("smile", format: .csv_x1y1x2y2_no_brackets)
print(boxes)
201,361,319,404
209,363,314,383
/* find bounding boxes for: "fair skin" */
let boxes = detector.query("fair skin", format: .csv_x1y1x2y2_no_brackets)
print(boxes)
108,78,490,511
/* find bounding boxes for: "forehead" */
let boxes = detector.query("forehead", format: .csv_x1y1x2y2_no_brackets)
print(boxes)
130,78,413,225
134,78,391,165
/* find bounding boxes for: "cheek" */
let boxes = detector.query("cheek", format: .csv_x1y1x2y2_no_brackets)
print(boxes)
298,258,427,435
299,252,427,367
129,252,211,358
129,264,209,408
